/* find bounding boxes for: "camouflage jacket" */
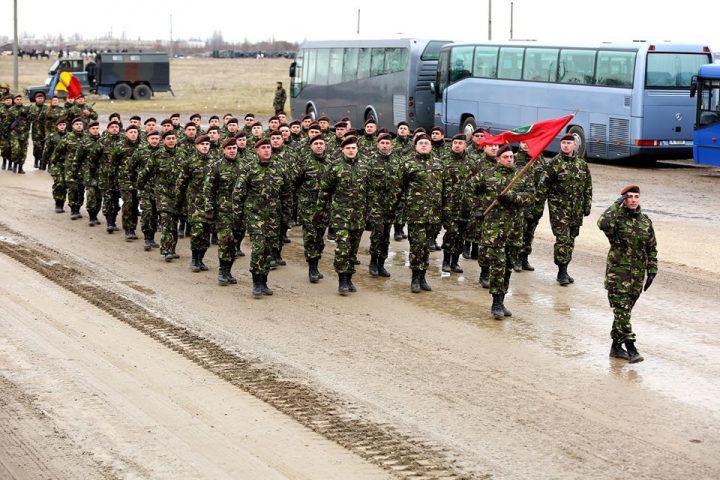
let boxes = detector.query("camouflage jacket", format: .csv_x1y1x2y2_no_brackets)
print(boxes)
317,154,370,231
295,151,331,226
27,103,49,140
515,150,549,218
137,146,185,214
394,152,445,224
357,133,377,157
176,150,214,218
233,158,292,235
545,153,593,224
474,163,535,247
0,104,10,137
69,103,98,126
442,150,474,222
52,130,85,182
69,133,99,185
392,136,413,157
90,133,124,191
44,105,67,137
116,137,143,192
42,130,65,168
273,88,287,111
8,105,31,138
203,155,243,228
366,149,400,225
598,203,658,296
131,145,160,195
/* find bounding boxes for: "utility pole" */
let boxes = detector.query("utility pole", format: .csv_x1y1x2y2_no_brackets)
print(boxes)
510,2,514,40
13,0,19,92
169,14,173,61
357,9,360,35
488,0,492,41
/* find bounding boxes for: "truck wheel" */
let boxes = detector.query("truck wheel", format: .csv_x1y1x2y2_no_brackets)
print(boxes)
113,83,132,101
568,126,586,158
461,117,477,141
132,84,152,100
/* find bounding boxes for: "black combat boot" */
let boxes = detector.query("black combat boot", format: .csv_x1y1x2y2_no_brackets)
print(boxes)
491,294,505,319
308,258,320,283
143,232,153,251
34,159,39,169
624,340,644,363
338,272,349,294
269,250,279,269
11,162,17,173
276,245,287,266
16,164,25,174
327,228,336,242
190,250,201,273
369,255,379,277
211,231,219,245
479,266,490,289
450,254,463,273
124,229,134,241
394,224,403,242
218,261,229,286
410,270,421,293
177,220,186,238
164,253,174,262
198,249,209,271
557,263,571,286
106,215,119,233
521,254,535,271
227,261,238,284
184,221,191,237
89,211,101,226
441,251,451,273
251,273,263,297
1,158,6,170
513,255,522,273
55,200,65,213
376,257,391,277
462,241,471,260
316,256,324,279
470,242,479,260
236,233,245,257
150,232,159,248
500,294,512,316
609,340,630,360
260,274,273,295
419,270,432,291
347,273,357,293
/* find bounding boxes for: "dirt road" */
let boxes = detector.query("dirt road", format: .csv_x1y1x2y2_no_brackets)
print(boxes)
1,158,719,479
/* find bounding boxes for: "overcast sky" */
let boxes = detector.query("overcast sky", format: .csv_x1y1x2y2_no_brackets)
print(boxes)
3,0,718,49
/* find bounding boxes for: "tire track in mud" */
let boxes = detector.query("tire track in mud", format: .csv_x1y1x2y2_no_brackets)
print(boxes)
0,224,487,480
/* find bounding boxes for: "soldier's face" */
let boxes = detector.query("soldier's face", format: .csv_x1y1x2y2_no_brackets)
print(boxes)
164,135,177,148
256,144,272,162
145,122,156,131
290,125,301,135
378,139,392,154
77,97,85,104
228,123,238,132
171,117,180,126
130,120,141,127
185,127,197,138
397,126,409,137
452,140,467,153
310,140,326,155
108,124,120,135
270,136,283,148
35,95,45,104
89,126,100,136
484,144,499,158
302,119,311,129
519,141,529,152
365,124,377,135
3,99,11,107
280,129,291,140
431,131,443,141
624,192,640,210
560,139,576,155
319,120,329,130
51,98,59,106
209,119,219,127
415,139,432,154
498,152,514,167
252,126,263,137
163,124,173,132
269,120,280,130
278,114,287,123
244,117,254,127
57,123,67,132
224,145,238,158
472,132,484,145
308,129,321,138
148,136,160,147
208,130,219,141
192,117,201,126
126,129,139,141
342,144,358,158
196,142,210,154
14,97,22,106
223,115,232,124
72,121,84,132
236,137,247,149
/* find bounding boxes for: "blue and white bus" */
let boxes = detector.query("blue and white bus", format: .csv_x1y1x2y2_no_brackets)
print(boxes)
691,64,720,166
289,39,451,131
434,41,712,160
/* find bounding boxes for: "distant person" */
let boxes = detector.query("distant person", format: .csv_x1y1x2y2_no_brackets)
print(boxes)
273,81,287,116
598,185,657,363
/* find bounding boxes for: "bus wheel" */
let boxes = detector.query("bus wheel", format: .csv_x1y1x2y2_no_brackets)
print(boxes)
461,117,477,141
307,105,317,121
364,110,377,124
113,83,132,101
568,126,586,158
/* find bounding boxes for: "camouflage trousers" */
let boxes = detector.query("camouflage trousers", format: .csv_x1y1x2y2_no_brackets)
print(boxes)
485,245,519,294
121,190,139,231
250,232,277,275
101,189,121,218
408,223,439,270
0,139,10,162
139,193,158,233
441,220,468,255
333,228,363,274
190,221,211,251
521,214,542,255
32,137,45,163
66,181,84,209
85,186,102,215
10,137,28,166
217,224,242,262
548,199,582,265
302,225,326,260
50,167,66,203
159,212,178,255
369,222,392,259
608,293,639,343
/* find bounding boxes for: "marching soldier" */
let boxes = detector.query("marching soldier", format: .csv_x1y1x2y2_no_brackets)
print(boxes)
0,95,13,171
46,118,69,212
136,130,162,248
27,92,48,169
71,121,102,225
8,95,31,173
441,134,473,274
514,141,548,272
90,120,124,232
117,125,142,240
52,117,86,220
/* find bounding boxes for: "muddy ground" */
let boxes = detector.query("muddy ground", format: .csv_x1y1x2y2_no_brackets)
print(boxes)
1,155,719,480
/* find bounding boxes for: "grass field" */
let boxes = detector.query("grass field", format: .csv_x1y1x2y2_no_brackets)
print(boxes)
0,57,293,117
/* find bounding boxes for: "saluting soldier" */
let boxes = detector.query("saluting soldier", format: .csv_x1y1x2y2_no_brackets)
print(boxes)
598,185,657,363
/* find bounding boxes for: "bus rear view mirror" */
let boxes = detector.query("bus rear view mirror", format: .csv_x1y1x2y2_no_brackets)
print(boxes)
289,62,296,78
690,82,697,98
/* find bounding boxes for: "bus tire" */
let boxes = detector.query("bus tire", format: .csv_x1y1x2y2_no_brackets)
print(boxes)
461,117,477,141
132,84,152,100
113,83,132,101
306,105,317,121
364,109,377,124
568,126,586,158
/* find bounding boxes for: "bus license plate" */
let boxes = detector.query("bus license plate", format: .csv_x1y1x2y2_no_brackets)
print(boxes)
669,140,686,145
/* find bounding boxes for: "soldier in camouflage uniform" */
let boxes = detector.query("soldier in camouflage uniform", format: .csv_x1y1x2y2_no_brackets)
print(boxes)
43,97,65,147
176,135,214,273
295,134,331,283
89,120,124,232
141,117,157,142
365,132,399,278
27,92,48,169
545,134,593,285
441,134,473,274
69,121,101,224
598,185,657,363
473,144,535,319
137,130,162,248
394,134,445,293
204,138,245,284
46,118,68,212
288,121,305,151
273,81,287,115
190,114,204,136
116,125,142,240
8,95,31,173
513,141,548,272
392,122,413,241
233,138,292,297
74,95,98,127
0,95,14,171
317,136,369,294
429,126,450,251
176,122,199,239
357,118,378,157
242,114,255,138
52,118,86,219
207,126,223,162
223,118,239,141
269,130,295,266
137,130,185,261
170,113,182,136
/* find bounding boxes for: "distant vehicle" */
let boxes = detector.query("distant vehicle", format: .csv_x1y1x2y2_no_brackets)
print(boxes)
289,38,452,131
434,41,712,160
24,52,173,100
690,64,720,166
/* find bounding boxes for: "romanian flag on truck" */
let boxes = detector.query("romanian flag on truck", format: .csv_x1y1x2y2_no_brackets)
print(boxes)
48,71,82,99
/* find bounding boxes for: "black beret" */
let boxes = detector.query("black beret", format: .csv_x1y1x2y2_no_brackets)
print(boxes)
472,127,485,135
560,133,575,142
268,116,279,122
497,144,513,156
146,130,160,137
318,116,330,123
309,134,325,144
289,120,301,126
227,117,239,124
109,112,121,119
365,118,377,126
88,121,99,128
184,122,196,129
130,115,141,121
160,118,173,126
71,117,83,124
340,136,358,148
190,113,201,120
244,113,255,119
170,113,180,118
162,130,177,139
195,134,210,144
345,129,359,137
413,128,427,136
209,115,219,121
451,134,467,142
397,121,409,128
144,117,156,125
269,130,282,138
308,122,321,130
334,121,348,129
251,121,263,128
125,124,139,132
107,120,121,128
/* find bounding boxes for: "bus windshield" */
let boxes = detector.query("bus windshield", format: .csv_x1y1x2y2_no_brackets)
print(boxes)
646,52,711,88
421,41,449,61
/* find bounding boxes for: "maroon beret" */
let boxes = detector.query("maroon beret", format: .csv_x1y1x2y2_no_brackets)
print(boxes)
397,121,410,128
365,118,377,126
308,122,321,130
71,117,83,125
451,134,467,142
620,185,640,195
222,138,237,148
309,134,325,144
234,131,246,139
334,121,348,129
88,121,99,128
340,136,358,148
251,121,263,128
162,130,176,139
107,120,121,128
206,125,220,133
55,117,68,125
497,144,513,156
269,130,282,138
194,134,210,144
414,133,431,144
431,126,444,134
377,133,393,142
560,133,575,142
318,116,330,122
254,138,270,148
301,115,311,121
184,122,196,129
125,124,139,132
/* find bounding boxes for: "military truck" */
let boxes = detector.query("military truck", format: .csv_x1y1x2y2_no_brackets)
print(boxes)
24,52,173,100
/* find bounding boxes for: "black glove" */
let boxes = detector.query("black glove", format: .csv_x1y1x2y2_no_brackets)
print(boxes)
474,211,484,220
644,273,656,292
498,193,510,204
614,194,628,206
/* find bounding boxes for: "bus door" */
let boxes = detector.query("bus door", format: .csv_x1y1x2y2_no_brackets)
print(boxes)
693,77,720,166
433,49,450,129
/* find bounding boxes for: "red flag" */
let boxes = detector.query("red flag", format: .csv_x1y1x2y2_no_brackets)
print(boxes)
478,114,575,159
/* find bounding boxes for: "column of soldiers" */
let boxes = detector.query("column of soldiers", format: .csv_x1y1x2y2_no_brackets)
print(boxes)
2,100,657,362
